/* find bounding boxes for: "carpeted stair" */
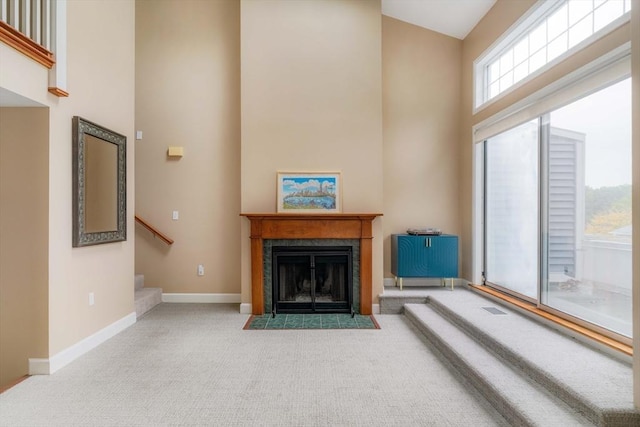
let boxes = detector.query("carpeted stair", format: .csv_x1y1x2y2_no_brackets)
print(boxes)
399,288,640,427
134,274,162,318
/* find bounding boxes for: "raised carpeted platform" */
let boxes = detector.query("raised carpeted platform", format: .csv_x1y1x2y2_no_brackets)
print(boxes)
380,285,640,427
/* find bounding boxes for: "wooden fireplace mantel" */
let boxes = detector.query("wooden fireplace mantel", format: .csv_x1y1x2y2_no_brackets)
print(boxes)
241,213,382,315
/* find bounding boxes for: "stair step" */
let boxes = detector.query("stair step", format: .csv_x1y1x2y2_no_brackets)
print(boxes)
423,290,638,426
405,303,596,426
134,287,162,318
379,293,427,314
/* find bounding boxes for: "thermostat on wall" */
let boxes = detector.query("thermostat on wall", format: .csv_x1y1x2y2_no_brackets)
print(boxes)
167,146,184,157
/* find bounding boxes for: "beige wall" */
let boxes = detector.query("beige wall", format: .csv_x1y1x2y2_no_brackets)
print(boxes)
382,16,462,277
135,0,241,295
47,0,135,355
0,0,135,359
459,0,537,281
0,108,49,386
240,0,384,306
631,0,639,409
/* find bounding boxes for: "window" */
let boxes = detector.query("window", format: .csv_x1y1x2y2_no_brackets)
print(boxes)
475,0,632,109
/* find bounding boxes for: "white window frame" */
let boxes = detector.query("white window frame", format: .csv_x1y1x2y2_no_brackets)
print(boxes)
473,0,632,113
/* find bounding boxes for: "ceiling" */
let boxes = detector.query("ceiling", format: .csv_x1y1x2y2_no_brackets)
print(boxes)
382,0,497,40
0,87,44,107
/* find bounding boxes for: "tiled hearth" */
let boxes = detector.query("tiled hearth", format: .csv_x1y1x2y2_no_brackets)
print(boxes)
244,313,378,329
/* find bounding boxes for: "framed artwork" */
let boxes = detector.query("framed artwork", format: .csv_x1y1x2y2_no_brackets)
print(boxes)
276,171,342,213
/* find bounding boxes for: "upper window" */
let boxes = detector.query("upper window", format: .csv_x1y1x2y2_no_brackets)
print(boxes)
474,0,631,110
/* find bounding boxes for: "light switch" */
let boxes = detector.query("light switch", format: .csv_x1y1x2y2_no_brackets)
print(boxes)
172,211,179,220
136,130,143,140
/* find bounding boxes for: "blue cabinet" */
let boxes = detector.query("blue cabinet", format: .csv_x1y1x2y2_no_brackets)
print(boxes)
391,234,458,289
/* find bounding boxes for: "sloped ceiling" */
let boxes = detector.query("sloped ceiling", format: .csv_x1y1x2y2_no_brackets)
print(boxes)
382,0,497,40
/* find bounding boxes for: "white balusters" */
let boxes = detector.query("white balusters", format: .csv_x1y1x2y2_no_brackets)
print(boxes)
1,0,57,48
8,0,19,27
30,0,41,45
47,0,66,94
1,0,67,95
0,0,8,24
41,0,50,49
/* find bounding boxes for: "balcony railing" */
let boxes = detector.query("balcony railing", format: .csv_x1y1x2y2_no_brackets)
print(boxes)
0,0,67,96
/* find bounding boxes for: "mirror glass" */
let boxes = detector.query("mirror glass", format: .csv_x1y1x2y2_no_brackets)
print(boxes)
84,134,118,232
72,117,126,247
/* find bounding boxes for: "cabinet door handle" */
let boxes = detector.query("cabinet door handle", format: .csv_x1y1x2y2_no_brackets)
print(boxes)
425,238,431,248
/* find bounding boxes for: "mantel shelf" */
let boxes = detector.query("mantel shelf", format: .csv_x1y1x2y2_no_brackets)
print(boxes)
240,213,383,219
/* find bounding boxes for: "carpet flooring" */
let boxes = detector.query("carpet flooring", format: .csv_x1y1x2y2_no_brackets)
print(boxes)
0,303,509,427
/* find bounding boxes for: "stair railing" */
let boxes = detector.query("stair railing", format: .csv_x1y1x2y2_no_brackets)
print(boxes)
135,215,174,245
0,0,68,96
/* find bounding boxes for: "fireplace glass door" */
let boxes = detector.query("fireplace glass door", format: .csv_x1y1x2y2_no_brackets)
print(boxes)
272,247,352,314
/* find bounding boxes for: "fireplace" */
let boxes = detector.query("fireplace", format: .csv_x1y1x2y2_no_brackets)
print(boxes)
241,213,382,315
272,246,353,315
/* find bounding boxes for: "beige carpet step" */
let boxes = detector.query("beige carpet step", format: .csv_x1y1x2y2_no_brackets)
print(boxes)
423,290,639,426
405,303,597,426
379,288,429,313
397,287,640,426
135,287,162,318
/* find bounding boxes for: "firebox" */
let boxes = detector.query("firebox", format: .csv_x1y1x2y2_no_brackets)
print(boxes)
272,246,353,315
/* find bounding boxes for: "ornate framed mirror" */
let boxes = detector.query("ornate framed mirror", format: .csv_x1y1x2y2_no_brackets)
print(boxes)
72,116,126,247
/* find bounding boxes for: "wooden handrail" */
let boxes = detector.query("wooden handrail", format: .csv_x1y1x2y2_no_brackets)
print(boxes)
135,215,174,245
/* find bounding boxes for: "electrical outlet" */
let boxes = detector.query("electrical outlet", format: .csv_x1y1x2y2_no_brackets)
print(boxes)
197,264,204,276
89,292,95,306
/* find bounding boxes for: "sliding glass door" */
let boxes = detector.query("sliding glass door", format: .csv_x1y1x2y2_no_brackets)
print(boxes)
482,78,632,338
485,120,539,300
542,78,632,337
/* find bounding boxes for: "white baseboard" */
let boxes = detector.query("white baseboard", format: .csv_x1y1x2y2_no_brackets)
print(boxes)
29,311,136,375
162,293,241,303
372,304,380,314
